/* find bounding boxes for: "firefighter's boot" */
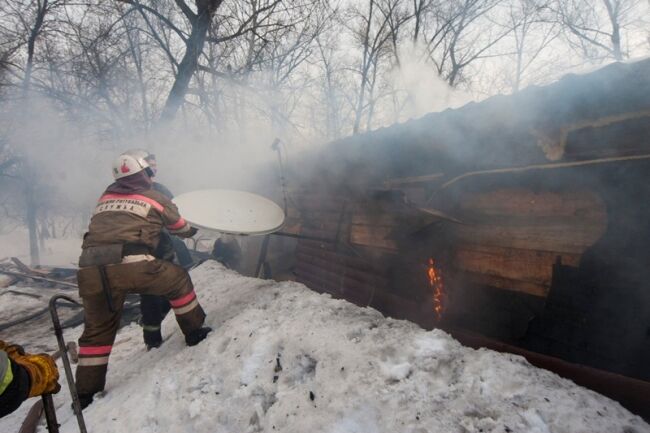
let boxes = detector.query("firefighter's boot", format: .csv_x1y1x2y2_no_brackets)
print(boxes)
185,327,212,347
143,328,163,350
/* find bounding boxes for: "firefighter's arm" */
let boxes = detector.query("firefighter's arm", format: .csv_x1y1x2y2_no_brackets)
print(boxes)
2,343,60,398
1,343,60,418
1,349,30,418
159,197,197,238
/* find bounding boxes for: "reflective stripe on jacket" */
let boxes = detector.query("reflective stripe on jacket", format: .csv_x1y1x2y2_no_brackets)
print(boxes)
81,188,192,252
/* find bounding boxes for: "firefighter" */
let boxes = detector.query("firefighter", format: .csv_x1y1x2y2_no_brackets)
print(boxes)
75,151,211,408
123,149,192,350
0,341,60,418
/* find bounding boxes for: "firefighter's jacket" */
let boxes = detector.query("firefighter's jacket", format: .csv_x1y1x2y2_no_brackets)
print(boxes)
82,187,193,254
0,349,30,418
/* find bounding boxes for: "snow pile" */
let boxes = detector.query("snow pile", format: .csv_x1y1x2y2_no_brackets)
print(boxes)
3,261,649,433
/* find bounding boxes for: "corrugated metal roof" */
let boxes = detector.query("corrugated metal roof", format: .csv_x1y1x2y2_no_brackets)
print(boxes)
303,59,650,189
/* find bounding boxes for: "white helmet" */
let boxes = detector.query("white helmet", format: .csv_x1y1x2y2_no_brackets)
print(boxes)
123,148,153,161
112,152,151,179
122,148,157,176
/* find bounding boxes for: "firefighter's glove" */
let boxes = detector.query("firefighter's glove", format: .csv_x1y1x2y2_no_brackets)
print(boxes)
2,343,26,357
0,341,61,396
12,352,61,397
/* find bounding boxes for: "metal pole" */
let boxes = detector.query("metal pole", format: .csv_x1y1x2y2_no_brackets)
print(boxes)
49,295,88,433
41,394,59,433
255,235,271,278
271,138,289,216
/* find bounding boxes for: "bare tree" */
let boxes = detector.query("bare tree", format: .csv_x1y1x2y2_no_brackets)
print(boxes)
122,8,154,130
113,0,328,130
115,0,226,123
0,1,133,264
347,0,395,134
160,0,224,121
381,0,414,67
554,0,643,61
506,0,559,92
191,0,330,141
445,0,511,86
405,0,512,87
23,1,58,94
2,0,66,265
315,33,349,140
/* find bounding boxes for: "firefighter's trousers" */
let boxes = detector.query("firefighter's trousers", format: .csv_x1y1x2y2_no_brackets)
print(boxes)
75,258,206,396
140,294,172,345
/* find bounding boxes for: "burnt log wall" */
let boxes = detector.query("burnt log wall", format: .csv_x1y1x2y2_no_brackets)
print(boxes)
524,163,650,381
449,187,607,297
282,60,650,385
291,189,440,323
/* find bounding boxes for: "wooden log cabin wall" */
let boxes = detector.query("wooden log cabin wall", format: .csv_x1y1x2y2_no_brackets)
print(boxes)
273,60,650,390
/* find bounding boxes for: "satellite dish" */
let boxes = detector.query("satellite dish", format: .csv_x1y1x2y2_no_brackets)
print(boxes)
173,189,285,236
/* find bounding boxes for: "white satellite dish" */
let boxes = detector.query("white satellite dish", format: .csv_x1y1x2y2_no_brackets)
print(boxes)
173,189,285,236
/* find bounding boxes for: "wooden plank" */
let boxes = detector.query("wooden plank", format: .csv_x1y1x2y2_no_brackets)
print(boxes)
296,242,382,272
452,221,605,254
563,113,650,160
457,188,606,218
0,269,78,289
11,257,51,276
301,218,348,232
451,244,581,296
295,259,387,291
295,251,389,287
295,271,376,307
446,187,606,296
293,196,349,212
454,270,549,297
296,239,339,252
299,226,345,239
351,213,402,226
295,272,331,294
350,207,466,229
296,264,438,324
294,263,375,302
348,224,398,251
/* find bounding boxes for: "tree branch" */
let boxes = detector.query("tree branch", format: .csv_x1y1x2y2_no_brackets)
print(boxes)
174,0,197,22
115,0,189,42
205,0,282,44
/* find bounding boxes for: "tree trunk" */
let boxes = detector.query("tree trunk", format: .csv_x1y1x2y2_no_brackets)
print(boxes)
25,181,40,266
602,0,623,61
353,0,374,135
22,1,48,265
610,22,622,61
159,1,223,123
23,0,48,94
124,21,150,130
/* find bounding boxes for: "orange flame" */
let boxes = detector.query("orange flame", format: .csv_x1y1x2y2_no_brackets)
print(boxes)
427,258,444,322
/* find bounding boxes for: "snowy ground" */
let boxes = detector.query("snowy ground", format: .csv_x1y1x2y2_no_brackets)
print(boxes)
1,261,649,433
